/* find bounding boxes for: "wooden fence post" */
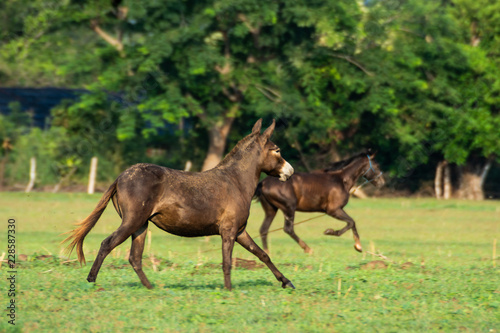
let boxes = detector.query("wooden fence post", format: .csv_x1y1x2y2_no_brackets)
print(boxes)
25,157,36,193
87,157,98,194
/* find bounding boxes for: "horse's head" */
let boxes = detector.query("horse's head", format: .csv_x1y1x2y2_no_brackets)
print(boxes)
252,119,294,181
362,151,385,187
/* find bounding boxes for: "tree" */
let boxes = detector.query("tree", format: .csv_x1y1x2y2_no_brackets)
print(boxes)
341,0,500,199
56,0,369,171
1,0,498,198
441,0,500,199
385,0,500,199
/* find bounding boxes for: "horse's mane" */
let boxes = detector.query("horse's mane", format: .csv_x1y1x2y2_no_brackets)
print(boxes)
216,132,259,168
322,151,368,172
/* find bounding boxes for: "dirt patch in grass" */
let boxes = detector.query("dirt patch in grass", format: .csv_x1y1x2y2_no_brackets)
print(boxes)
234,258,264,270
400,262,415,269
198,258,265,270
360,260,388,270
347,261,420,270
346,260,389,270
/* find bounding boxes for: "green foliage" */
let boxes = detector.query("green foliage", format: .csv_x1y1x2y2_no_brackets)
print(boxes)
0,102,31,153
339,0,500,176
7,127,68,184
0,0,498,188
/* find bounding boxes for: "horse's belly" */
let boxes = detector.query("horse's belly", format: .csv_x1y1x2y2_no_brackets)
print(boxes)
296,196,327,212
149,208,220,237
296,206,325,213
154,222,219,237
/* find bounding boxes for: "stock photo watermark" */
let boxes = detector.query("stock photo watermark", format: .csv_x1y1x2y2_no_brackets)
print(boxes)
6,218,17,326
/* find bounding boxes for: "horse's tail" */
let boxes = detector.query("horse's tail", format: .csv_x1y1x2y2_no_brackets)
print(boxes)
253,181,263,202
62,180,118,265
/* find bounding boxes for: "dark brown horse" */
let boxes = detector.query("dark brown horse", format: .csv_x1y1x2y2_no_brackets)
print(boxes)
254,151,384,254
63,119,295,290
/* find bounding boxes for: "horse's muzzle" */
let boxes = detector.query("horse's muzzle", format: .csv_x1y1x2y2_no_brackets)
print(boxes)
279,161,294,182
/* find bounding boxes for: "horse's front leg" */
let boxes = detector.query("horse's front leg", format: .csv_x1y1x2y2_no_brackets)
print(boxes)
236,230,295,289
324,208,362,252
220,232,236,290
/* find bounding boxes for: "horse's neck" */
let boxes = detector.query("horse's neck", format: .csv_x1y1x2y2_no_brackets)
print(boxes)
214,151,261,201
341,158,367,190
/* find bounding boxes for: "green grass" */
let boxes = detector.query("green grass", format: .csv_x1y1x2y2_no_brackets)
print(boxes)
1,193,499,332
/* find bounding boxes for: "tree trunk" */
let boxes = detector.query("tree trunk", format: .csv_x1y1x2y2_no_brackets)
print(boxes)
328,142,342,164
201,116,235,171
458,171,483,200
292,139,312,172
52,166,78,193
457,158,492,200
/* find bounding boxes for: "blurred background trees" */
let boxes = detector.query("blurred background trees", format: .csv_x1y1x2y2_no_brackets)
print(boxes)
0,0,498,199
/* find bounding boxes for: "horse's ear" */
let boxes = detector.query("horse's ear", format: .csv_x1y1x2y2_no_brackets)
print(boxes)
367,148,377,158
252,119,263,135
261,119,276,142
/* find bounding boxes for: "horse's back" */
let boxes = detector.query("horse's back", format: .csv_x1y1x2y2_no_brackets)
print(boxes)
117,163,170,183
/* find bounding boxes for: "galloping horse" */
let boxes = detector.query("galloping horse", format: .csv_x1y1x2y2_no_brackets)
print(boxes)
254,151,384,254
63,119,295,290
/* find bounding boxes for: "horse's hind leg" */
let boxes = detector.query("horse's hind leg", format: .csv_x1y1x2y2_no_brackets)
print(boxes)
129,222,152,289
283,210,313,254
324,208,362,252
259,198,278,253
87,213,149,283
236,230,294,289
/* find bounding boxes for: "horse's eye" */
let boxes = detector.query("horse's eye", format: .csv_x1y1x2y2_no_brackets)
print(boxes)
275,149,280,153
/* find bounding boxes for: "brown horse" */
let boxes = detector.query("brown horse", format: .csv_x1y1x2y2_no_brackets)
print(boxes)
63,119,295,290
254,151,384,254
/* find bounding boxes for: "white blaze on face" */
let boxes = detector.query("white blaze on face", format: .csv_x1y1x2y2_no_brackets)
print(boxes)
279,161,294,181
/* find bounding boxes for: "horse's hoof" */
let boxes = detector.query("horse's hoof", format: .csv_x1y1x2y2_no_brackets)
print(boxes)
324,228,338,236
304,247,314,254
354,244,363,252
282,280,295,289
87,276,96,283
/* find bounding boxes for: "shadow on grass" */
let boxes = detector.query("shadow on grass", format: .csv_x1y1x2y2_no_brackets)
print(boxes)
122,278,275,291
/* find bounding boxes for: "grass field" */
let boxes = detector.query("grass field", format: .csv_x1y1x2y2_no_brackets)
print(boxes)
1,192,499,332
